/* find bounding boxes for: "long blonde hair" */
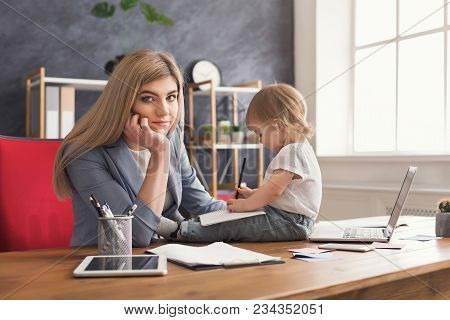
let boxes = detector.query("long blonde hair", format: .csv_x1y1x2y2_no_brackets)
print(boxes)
53,49,184,199
246,83,313,140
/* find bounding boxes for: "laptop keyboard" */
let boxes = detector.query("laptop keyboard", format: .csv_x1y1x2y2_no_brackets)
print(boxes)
343,228,385,239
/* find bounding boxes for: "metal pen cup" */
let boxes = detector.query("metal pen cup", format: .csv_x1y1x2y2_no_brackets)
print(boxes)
97,215,133,256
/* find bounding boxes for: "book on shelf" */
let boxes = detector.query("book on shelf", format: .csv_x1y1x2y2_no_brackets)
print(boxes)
45,86,59,139
29,86,41,137
30,86,76,138
59,86,75,138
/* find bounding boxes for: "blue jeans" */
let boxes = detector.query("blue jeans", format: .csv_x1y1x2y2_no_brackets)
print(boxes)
178,205,314,242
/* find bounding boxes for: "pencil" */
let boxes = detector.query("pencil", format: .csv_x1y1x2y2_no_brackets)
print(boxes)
235,157,247,199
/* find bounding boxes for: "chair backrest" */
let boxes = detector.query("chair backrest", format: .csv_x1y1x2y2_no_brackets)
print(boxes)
0,136,73,252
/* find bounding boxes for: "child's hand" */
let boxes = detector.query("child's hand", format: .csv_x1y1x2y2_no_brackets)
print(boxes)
235,186,254,199
227,198,250,212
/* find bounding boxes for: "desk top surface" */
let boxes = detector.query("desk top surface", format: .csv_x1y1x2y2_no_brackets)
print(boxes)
1,216,449,300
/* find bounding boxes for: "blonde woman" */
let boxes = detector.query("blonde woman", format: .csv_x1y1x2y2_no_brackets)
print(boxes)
172,83,322,242
53,50,226,247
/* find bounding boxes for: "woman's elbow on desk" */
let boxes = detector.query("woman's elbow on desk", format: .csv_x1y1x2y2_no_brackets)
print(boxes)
132,234,152,248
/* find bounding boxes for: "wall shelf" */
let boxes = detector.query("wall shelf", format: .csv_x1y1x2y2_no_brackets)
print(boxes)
25,67,106,138
187,143,261,150
30,77,107,91
192,86,260,96
187,79,264,198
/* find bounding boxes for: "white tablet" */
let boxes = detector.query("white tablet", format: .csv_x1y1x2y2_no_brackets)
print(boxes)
73,255,167,277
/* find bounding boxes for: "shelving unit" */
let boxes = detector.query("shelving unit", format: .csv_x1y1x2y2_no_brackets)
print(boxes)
187,80,264,198
25,67,107,138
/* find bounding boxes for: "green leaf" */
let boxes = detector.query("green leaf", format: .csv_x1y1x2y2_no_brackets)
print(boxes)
140,2,158,23
120,0,139,11
140,2,174,26
155,13,174,27
91,2,115,18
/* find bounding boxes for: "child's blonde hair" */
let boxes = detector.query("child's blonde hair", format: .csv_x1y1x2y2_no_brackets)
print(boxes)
246,83,313,140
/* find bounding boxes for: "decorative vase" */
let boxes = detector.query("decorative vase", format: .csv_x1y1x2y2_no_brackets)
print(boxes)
436,212,450,237
232,131,244,144
218,120,231,144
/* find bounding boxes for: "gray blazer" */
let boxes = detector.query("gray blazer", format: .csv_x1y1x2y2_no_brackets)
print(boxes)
66,125,226,247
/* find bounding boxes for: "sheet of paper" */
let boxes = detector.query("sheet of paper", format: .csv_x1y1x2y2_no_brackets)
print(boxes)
399,235,443,241
199,209,266,226
372,242,406,249
288,248,331,254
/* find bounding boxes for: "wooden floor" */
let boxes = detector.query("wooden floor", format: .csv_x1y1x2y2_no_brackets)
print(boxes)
0,216,449,299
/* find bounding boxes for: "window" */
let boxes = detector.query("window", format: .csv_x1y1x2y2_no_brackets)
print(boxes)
353,0,449,154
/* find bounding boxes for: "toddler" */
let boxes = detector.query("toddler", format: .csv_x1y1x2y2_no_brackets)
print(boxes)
165,83,322,242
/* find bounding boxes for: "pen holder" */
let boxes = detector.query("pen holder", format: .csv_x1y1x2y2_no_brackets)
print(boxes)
435,212,450,237
98,215,133,256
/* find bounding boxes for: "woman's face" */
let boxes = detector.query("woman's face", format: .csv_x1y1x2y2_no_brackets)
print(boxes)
132,76,179,135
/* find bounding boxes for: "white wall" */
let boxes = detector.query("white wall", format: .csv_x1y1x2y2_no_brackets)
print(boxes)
294,0,317,149
294,0,450,220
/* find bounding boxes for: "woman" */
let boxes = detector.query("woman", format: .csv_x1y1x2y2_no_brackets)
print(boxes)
53,50,226,247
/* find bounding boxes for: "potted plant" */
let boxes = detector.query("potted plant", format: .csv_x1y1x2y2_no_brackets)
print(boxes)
199,125,213,146
90,0,174,74
231,125,244,144
218,118,231,144
436,198,450,237
439,199,450,213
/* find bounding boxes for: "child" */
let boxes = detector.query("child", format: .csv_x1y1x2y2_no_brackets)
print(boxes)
167,83,322,242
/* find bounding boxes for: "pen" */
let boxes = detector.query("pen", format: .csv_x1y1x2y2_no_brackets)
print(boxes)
127,204,138,216
101,204,114,218
89,194,104,217
102,201,114,217
235,157,247,199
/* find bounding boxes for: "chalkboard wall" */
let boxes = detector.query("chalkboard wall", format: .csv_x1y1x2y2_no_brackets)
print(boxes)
0,0,293,187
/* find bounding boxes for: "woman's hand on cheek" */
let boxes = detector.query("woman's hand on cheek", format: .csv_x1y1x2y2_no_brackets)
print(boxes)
139,117,169,153
123,114,141,149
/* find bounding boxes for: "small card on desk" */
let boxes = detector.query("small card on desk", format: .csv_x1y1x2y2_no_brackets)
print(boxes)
399,235,443,241
288,248,332,254
291,252,341,263
372,242,406,249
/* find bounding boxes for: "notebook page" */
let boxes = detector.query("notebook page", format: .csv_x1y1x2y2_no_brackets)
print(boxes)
199,209,266,226
148,242,280,266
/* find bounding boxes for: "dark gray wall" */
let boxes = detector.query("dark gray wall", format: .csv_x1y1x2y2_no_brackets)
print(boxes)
0,0,293,187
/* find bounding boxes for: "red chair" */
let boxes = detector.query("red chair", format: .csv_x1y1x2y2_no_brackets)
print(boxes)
0,136,73,252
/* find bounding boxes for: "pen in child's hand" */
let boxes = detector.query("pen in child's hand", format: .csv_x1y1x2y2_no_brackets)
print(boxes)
235,157,247,199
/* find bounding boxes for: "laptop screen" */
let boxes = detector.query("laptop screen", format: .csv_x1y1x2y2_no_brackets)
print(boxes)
386,166,417,236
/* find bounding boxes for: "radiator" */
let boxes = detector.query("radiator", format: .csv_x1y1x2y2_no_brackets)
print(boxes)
385,207,437,217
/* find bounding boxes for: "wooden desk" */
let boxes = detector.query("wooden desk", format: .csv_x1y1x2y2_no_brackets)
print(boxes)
0,216,449,299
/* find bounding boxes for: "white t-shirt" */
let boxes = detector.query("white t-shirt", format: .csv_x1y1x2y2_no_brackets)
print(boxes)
128,148,174,212
263,140,322,221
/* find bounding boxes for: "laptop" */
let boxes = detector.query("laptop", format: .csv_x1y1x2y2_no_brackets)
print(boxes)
309,166,417,243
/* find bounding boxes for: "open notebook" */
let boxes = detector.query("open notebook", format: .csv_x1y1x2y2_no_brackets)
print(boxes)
147,242,283,270
199,209,266,226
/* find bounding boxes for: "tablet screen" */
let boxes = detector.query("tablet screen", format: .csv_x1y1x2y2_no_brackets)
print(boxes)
85,256,159,271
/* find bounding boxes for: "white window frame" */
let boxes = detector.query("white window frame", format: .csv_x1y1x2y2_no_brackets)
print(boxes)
351,0,450,156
